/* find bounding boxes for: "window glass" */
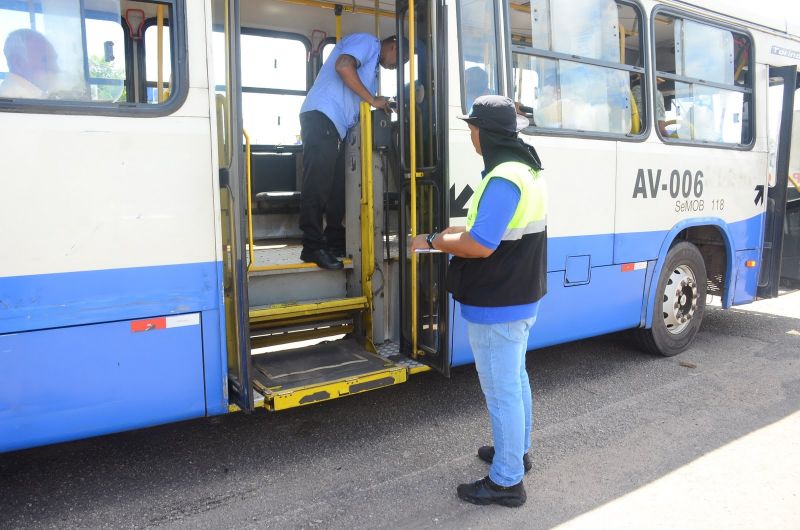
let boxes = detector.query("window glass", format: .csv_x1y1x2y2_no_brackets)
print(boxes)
0,1,122,102
85,18,126,102
212,31,226,89
511,1,642,136
242,93,304,145
527,0,620,62
790,87,800,202
680,20,733,84
144,23,172,103
654,13,752,145
665,81,744,142
458,0,500,112
241,34,306,90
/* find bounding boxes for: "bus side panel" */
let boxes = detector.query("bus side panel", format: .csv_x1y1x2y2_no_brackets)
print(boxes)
733,249,761,305
0,316,206,453
450,264,647,366
201,304,229,416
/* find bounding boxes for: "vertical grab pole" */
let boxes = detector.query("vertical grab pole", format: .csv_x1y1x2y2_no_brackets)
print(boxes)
157,4,165,102
409,0,419,356
360,102,375,349
244,129,254,272
335,4,343,42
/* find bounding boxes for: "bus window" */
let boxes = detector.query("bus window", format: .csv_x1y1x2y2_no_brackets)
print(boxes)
143,22,173,103
653,13,753,146
230,32,308,146
0,1,130,103
509,0,645,137
457,0,501,113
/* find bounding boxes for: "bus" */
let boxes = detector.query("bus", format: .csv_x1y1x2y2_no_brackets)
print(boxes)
1,0,798,454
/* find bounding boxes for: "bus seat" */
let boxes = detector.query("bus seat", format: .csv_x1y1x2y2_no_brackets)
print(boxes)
250,147,303,212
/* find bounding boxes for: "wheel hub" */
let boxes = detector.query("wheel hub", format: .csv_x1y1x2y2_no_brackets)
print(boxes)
662,265,698,334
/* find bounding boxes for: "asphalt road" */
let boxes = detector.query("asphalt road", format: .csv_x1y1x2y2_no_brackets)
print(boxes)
2,294,799,530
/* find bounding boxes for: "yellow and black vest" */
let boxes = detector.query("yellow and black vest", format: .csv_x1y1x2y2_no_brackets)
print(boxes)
446,161,548,307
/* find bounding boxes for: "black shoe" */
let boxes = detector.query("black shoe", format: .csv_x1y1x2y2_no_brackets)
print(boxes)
330,247,346,258
300,248,343,270
478,446,532,473
457,476,526,507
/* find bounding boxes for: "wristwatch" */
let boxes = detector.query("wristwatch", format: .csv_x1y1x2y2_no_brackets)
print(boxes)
426,231,439,250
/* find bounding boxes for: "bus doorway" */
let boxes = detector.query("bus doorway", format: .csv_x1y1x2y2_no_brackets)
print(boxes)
760,65,800,297
213,0,448,412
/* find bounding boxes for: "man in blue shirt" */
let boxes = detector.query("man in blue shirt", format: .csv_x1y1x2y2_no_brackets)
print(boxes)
299,34,402,269
412,96,547,507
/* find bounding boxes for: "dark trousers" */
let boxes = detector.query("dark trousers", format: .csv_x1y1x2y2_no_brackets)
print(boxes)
299,111,346,251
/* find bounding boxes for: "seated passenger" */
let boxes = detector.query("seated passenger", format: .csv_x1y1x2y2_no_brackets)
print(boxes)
0,29,58,99
464,66,489,111
630,74,671,136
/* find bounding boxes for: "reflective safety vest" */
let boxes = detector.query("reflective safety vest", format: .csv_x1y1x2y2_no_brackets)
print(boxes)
446,161,548,307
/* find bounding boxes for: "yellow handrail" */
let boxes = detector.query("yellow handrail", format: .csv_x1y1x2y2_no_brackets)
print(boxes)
244,129,255,272
360,103,375,347
409,0,419,356
277,0,394,18
157,5,165,102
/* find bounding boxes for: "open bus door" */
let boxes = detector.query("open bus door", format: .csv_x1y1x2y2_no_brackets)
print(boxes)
397,0,451,375
759,65,799,298
215,0,253,411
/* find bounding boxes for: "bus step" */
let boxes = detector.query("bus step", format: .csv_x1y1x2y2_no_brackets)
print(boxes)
250,318,353,349
252,338,407,411
247,241,353,276
249,296,369,327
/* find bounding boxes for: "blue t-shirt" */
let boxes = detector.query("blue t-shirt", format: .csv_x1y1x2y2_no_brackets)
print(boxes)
460,177,540,324
301,33,380,139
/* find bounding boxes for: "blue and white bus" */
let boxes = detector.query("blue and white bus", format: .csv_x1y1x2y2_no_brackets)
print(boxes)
1,0,799,453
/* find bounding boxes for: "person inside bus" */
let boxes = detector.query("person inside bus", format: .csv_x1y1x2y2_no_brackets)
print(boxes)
464,66,489,111
298,33,406,270
631,73,673,136
411,95,547,507
0,29,58,99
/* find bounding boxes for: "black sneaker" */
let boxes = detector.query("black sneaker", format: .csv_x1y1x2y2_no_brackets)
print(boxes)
478,446,532,473
300,248,343,270
330,247,346,258
457,476,526,508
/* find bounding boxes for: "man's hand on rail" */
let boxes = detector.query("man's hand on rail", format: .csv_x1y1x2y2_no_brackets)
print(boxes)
371,96,392,114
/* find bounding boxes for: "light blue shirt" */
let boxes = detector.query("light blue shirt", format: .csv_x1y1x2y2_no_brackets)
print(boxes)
301,33,380,139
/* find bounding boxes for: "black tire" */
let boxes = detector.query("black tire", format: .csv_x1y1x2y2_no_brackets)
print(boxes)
638,242,707,356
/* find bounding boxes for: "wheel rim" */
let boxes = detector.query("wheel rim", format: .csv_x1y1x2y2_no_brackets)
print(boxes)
662,264,698,335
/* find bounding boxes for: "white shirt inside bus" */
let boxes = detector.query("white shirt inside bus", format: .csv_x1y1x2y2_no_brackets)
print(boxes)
0,72,45,99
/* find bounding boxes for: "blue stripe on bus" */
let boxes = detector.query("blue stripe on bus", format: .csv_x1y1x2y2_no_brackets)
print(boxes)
0,262,221,335
452,213,765,366
450,263,648,367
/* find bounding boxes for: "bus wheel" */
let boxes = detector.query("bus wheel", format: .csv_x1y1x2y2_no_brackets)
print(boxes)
638,242,707,357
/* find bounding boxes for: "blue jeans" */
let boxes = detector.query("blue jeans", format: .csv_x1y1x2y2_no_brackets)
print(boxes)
467,315,536,486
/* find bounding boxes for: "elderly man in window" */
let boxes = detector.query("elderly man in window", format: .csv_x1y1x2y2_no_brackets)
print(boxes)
0,29,58,99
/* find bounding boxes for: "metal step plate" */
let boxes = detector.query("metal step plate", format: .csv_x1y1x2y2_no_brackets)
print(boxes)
376,341,431,375
252,339,407,411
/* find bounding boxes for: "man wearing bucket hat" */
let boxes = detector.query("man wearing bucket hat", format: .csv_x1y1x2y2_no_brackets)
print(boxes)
411,95,548,507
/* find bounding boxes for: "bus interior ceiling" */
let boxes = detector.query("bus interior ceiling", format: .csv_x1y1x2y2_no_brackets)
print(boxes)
213,0,435,409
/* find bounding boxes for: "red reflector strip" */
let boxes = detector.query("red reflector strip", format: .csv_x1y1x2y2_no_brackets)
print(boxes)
621,262,647,272
746,260,757,268
131,317,167,332
130,314,200,333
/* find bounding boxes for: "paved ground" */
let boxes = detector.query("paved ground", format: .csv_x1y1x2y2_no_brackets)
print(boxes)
1,291,799,530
